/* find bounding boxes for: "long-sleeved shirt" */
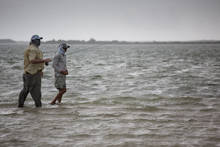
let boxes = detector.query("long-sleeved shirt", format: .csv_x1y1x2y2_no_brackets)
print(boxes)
52,53,67,76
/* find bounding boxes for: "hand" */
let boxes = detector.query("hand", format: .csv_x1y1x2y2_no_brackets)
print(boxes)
60,70,68,75
44,58,52,63
40,71,43,77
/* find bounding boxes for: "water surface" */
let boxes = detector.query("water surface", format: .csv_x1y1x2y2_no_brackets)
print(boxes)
0,43,220,146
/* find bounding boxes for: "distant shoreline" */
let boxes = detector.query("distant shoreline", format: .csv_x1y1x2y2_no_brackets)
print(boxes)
1,39,220,44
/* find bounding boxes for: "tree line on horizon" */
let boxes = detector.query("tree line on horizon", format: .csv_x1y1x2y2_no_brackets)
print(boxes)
43,38,220,44
1,38,220,44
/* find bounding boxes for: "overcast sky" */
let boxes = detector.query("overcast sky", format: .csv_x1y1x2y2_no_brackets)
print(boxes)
0,0,220,41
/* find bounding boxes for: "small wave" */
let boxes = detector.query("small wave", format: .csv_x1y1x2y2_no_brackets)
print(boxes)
168,96,202,103
71,134,91,138
96,63,106,66
115,96,138,101
12,65,22,70
200,108,217,112
0,100,17,109
125,105,162,112
105,133,170,140
97,113,125,118
7,59,17,64
0,108,24,115
90,75,102,80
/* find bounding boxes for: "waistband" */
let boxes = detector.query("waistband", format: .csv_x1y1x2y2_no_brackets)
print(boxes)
25,70,42,75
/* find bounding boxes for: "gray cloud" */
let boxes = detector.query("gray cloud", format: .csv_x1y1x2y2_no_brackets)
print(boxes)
0,0,220,41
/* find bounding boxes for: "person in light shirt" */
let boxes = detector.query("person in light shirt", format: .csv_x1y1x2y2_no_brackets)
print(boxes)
50,43,70,105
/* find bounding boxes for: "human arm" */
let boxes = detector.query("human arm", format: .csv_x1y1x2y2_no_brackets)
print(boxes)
28,50,51,64
60,70,68,75
30,58,51,64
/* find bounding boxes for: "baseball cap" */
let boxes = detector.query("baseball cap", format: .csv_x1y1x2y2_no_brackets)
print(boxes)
60,43,70,49
31,35,43,41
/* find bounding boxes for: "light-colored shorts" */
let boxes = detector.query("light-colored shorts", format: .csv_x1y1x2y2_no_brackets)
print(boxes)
55,75,66,89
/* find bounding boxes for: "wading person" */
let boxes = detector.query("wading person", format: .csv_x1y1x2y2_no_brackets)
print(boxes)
18,35,51,107
50,43,70,105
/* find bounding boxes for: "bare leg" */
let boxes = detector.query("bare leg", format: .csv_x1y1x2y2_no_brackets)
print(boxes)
58,88,66,103
50,88,66,105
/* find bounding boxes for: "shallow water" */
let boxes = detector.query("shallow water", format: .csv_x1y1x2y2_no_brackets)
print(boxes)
0,43,220,147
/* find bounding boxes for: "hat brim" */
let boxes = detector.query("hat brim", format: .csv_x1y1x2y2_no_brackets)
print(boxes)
64,45,70,49
31,37,43,40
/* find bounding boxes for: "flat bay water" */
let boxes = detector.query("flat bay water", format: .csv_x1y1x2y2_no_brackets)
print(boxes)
0,43,220,146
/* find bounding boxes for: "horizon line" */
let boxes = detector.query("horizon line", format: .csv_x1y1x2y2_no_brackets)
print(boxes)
1,38,220,42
